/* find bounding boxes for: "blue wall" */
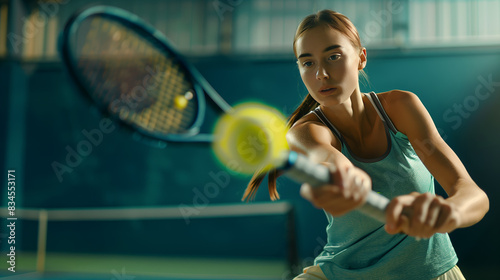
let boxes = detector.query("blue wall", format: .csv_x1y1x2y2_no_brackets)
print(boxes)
1,46,499,269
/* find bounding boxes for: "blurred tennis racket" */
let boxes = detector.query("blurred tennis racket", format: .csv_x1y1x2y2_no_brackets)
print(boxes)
59,6,390,223
60,5,231,145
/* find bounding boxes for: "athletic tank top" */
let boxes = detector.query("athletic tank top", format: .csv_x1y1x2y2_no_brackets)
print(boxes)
311,92,458,279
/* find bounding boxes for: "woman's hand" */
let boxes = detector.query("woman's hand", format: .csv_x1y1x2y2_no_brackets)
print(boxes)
300,164,372,216
385,192,461,239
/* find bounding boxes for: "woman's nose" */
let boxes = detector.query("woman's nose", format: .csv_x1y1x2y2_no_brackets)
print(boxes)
316,63,330,80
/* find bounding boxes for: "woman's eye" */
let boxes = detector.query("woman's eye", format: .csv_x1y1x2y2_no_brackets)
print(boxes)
302,61,313,67
329,54,341,61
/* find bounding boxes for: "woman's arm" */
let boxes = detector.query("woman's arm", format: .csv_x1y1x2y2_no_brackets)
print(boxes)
287,117,372,216
382,90,489,238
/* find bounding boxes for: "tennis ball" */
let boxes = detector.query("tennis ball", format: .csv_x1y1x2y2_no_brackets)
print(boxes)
213,103,288,174
174,95,188,109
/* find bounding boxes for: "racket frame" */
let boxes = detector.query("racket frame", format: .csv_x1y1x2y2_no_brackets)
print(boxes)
59,5,232,146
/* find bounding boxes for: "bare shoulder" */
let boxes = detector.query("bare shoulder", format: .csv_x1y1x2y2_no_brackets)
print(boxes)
287,112,329,140
287,112,341,152
376,90,429,136
377,89,421,109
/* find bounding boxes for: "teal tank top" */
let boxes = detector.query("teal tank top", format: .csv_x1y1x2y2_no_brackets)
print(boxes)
311,92,458,279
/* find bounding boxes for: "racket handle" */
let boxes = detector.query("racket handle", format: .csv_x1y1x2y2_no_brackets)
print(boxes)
279,151,389,223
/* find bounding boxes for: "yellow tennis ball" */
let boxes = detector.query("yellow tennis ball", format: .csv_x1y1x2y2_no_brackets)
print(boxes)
213,103,288,174
233,118,271,165
174,95,188,109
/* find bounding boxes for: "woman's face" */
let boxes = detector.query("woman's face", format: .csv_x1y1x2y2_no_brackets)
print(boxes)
295,25,365,106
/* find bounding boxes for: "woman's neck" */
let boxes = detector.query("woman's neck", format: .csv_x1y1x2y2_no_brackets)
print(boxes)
320,89,374,141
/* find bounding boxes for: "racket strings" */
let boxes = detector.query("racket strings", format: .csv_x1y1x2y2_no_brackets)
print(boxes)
75,16,198,134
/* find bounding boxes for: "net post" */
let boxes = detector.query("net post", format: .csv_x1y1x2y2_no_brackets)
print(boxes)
36,209,48,273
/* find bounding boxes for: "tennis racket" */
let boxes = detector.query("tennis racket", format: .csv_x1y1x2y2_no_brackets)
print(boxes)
59,5,231,145
59,6,390,223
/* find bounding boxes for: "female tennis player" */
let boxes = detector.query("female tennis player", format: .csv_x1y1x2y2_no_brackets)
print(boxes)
243,10,489,280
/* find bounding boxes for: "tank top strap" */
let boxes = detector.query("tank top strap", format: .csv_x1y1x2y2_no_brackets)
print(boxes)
365,91,399,134
311,106,345,145
311,92,398,144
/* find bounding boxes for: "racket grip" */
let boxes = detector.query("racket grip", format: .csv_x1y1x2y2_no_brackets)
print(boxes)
279,151,389,223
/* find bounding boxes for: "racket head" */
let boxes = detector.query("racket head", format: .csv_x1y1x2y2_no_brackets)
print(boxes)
59,6,208,144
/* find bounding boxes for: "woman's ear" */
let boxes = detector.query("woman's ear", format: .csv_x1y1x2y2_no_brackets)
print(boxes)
358,48,367,70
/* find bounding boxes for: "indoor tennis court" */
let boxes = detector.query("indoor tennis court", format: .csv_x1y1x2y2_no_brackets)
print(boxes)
1,0,499,279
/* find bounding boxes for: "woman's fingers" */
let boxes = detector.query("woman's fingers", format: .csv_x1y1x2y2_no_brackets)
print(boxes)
300,165,372,216
386,193,460,238
385,196,406,234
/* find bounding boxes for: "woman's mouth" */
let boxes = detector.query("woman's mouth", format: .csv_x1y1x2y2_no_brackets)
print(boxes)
318,87,337,95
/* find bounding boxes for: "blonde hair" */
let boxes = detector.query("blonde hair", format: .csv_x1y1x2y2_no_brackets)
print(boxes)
242,10,368,201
